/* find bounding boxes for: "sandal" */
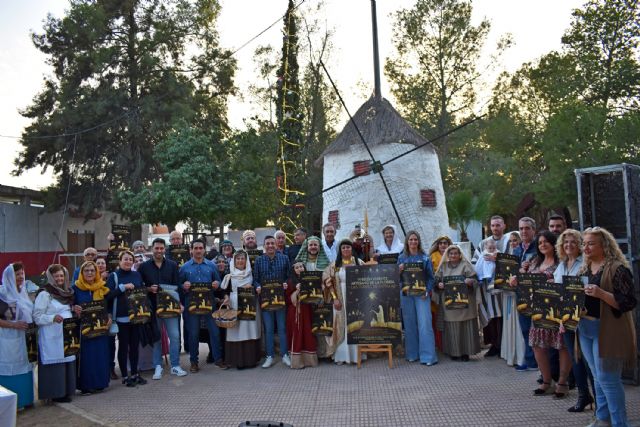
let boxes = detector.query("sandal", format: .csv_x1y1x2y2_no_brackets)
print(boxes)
554,383,569,399
534,381,552,396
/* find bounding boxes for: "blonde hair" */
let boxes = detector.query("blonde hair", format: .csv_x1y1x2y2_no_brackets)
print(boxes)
582,227,629,269
556,229,582,261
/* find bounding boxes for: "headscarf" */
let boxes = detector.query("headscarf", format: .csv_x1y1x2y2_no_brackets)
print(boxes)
241,230,256,241
376,224,404,254
429,235,453,256
44,264,74,305
0,264,33,322
221,250,253,290
295,236,330,270
74,261,109,301
439,244,474,272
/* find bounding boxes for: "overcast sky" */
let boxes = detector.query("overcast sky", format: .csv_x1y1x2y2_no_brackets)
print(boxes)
0,0,585,190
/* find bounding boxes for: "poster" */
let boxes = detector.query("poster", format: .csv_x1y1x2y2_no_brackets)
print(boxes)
494,253,520,290
107,224,131,272
188,283,213,315
531,281,563,330
443,275,469,309
516,273,545,316
346,264,401,345
63,318,81,357
80,300,109,338
25,323,38,363
299,271,323,304
311,303,333,336
260,279,285,311
237,287,257,320
401,262,427,296
156,291,181,319
377,253,399,265
247,249,263,269
127,288,151,324
562,275,586,331
168,244,190,267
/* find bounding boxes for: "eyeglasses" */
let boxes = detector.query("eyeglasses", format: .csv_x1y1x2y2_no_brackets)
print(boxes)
438,241,449,245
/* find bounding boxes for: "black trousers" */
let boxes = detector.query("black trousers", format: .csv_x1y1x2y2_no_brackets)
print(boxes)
117,322,140,378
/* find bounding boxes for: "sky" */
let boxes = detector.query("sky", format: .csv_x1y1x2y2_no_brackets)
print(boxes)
0,0,585,190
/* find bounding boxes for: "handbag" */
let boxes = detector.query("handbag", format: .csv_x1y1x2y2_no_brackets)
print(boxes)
108,272,119,336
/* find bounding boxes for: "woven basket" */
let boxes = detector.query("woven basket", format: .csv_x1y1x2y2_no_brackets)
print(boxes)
212,303,239,328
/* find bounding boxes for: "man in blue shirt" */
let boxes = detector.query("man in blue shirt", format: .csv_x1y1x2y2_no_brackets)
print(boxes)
138,238,187,380
179,239,228,372
253,236,291,368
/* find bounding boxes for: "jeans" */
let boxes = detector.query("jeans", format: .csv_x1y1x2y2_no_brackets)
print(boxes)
187,313,221,364
117,322,140,377
517,313,537,368
563,330,593,396
153,316,181,368
263,309,287,357
400,292,437,364
579,318,628,427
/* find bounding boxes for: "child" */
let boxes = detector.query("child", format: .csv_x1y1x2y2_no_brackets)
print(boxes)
475,239,502,357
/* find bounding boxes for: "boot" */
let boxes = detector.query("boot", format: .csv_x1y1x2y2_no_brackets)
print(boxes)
567,390,594,412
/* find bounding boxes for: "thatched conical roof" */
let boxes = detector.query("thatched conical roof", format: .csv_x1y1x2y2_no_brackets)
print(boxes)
315,96,435,167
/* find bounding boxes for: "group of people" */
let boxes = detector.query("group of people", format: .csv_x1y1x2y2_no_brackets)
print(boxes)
0,217,636,427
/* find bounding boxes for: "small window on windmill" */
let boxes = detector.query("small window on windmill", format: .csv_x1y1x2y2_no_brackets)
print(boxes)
420,189,437,208
328,210,340,229
353,160,371,176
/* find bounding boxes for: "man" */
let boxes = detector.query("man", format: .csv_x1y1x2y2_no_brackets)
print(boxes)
512,217,538,372
165,230,190,353
169,230,183,246
253,236,291,368
473,215,509,261
179,239,228,372
274,230,289,257
548,214,567,236
296,236,330,272
287,227,307,265
138,238,188,379
242,230,258,251
219,240,235,261
321,223,338,262
547,213,568,385
72,247,98,283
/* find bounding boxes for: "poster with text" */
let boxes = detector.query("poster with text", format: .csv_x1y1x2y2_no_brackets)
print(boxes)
311,303,333,336
107,224,131,272
516,273,546,316
237,287,257,320
188,283,213,315
127,288,151,323
26,323,38,363
531,282,563,330
377,253,399,265
168,244,190,267
443,275,469,309
260,279,285,311
156,291,181,319
299,271,323,304
80,300,109,338
247,250,263,269
401,262,427,296
562,275,586,331
63,318,81,357
494,253,520,290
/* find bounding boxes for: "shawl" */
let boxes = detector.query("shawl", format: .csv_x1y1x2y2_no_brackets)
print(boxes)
435,245,479,322
376,225,404,255
74,261,109,301
295,236,330,270
44,265,74,305
221,251,253,290
0,264,33,322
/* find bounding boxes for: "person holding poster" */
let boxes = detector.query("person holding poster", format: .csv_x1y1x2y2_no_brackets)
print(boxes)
435,246,479,362
321,239,365,365
106,251,147,387
428,235,452,351
220,250,262,369
579,227,636,427
34,264,81,402
0,263,34,409
285,262,318,369
398,231,437,366
73,261,111,394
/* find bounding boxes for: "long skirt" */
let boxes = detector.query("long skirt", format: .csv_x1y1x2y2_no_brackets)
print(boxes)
287,304,318,369
38,360,76,400
500,291,525,366
77,335,110,392
225,339,261,369
443,319,480,358
0,372,34,409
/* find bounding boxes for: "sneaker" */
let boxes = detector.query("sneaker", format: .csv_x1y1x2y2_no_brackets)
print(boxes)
190,362,199,373
282,354,291,367
262,356,274,369
152,365,163,380
171,366,188,377
214,360,230,370
515,364,528,372
134,374,147,385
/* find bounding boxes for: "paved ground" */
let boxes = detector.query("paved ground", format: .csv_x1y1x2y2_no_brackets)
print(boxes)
16,345,640,427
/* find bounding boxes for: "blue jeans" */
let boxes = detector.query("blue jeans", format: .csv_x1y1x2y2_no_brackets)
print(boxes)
517,313,537,368
563,330,593,396
153,316,181,368
187,313,221,364
400,292,437,364
579,318,628,427
262,309,287,357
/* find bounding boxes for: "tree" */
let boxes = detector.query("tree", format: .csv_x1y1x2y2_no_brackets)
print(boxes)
16,0,236,216
446,190,492,241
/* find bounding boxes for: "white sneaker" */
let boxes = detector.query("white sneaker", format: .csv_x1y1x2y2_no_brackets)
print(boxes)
282,354,291,367
170,366,188,377
262,356,274,368
152,365,163,380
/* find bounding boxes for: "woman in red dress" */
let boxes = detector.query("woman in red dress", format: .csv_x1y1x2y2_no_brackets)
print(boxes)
286,262,318,369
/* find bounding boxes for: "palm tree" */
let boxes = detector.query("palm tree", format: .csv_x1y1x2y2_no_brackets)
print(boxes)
446,190,492,241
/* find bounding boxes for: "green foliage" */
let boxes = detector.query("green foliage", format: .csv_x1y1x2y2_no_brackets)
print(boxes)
446,190,492,241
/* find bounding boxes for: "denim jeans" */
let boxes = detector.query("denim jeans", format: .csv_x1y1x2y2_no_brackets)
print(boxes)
579,318,628,427
563,329,593,396
187,313,221,364
153,316,181,368
400,292,437,364
262,309,287,357
517,313,537,368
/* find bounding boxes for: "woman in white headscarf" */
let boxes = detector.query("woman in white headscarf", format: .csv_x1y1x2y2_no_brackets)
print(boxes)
220,250,261,369
0,263,34,409
376,225,404,255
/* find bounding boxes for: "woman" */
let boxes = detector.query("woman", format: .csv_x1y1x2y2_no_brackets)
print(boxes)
507,232,522,255
0,263,34,409
286,262,318,369
376,225,404,255
73,261,111,395
96,257,117,380
322,239,364,364
33,264,81,402
429,235,452,351
435,245,479,361
106,250,147,387
501,231,526,367
397,231,437,365
579,227,636,427
220,250,261,369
